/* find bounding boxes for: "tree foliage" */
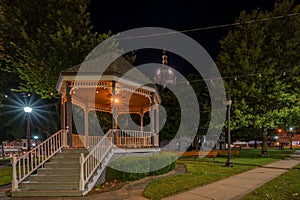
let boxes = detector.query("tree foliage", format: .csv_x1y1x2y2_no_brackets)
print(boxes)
218,0,300,156
0,0,110,99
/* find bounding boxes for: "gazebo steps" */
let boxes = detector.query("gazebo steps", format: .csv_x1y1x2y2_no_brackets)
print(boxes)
12,148,87,197
37,168,80,175
29,174,80,182
44,162,80,169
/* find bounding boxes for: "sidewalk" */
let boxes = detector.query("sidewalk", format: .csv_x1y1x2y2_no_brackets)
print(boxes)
164,156,300,200
1,152,300,200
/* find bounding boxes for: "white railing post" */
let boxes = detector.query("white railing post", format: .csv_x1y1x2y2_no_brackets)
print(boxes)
79,153,85,191
12,156,18,191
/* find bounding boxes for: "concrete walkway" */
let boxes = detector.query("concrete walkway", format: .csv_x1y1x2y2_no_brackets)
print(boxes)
1,151,300,200
164,155,300,200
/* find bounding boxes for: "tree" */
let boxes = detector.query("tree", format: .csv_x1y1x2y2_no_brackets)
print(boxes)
218,0,300,156
0,0,110,99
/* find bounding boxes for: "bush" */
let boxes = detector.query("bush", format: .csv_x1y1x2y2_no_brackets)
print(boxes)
150,153,177,176
106,152,177,181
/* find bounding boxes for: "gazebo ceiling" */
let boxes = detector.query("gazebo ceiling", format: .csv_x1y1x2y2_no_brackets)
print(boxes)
72,86,151,113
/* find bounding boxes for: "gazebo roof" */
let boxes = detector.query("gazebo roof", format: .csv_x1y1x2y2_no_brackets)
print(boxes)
56,55,157,92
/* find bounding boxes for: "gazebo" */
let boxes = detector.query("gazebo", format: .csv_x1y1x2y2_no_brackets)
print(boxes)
11,55,162,197
56,55,161,148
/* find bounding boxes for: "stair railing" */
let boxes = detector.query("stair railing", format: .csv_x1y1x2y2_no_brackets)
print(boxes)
79,129,114,192
12,130,68,191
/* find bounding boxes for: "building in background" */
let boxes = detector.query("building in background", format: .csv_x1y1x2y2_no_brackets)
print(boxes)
0,138,41,158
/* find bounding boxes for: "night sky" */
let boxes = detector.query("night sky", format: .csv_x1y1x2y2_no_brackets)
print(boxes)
88,0,300,73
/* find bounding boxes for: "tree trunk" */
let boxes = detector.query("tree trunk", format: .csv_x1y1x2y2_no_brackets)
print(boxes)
194,136,199,150
254,138,257,149
261,129,268,157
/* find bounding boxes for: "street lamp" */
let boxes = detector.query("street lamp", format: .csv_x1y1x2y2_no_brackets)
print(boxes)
225,100,233,167
24,106,32,153
289,127,293,150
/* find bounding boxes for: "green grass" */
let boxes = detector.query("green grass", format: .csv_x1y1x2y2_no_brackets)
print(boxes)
0,166,12,186
143,149,295,200
242,164,300,200
0,158,10,165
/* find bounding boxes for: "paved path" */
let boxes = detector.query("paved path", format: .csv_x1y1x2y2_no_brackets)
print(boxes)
0,164,186,200
1,151,300,200
164,157,300,200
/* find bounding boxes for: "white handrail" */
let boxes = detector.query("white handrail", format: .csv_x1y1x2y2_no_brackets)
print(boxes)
12,130,67,191
79,129,114,191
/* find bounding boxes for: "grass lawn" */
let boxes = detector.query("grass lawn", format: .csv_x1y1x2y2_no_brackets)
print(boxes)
242,163,300,200
0,158,10,165
143,149,295,200
0,166,12,186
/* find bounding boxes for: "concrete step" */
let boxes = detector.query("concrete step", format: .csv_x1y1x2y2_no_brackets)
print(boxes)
61,148,89,154
21,181,79,190
55,153,82,158
44,162,80,169
11,190,82,197
38,168,80,175
50,157,79,162
29,174,80,182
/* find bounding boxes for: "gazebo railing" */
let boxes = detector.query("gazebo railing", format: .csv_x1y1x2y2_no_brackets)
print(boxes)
72,134,104,148
12,130,67,191
72,129,158,148
116,129,157,147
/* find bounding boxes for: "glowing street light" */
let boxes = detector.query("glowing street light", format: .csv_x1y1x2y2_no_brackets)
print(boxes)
24,106,32,153
24,107,32,113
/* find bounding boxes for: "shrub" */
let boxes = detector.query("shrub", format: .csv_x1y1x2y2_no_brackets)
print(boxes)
106,152,177,181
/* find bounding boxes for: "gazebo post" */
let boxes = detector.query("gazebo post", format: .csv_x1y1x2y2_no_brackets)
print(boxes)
139,111,144,146
150,93,155,147
112,81,118,145
61,99,66,131
155,105,159,147
66,81,73,147
84,106,89,147
140,112,144,132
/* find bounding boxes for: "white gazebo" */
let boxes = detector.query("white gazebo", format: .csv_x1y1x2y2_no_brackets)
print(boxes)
56,56,161,148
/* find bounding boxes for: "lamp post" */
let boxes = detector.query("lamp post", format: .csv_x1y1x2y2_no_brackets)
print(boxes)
225,100,233,167
289,127,293,150
24,107,32,153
